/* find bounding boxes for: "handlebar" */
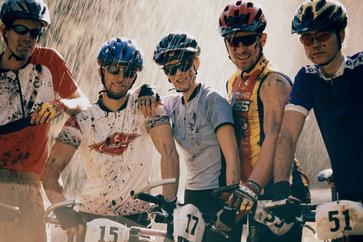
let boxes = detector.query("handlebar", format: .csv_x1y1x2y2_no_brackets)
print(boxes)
0,202,20,222
210,183,240,197
262,199,317,223
44,200,79,224
131,178,176,196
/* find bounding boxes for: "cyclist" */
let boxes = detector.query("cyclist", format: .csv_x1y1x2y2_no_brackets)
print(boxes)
152,33,241,241
218,1,310,241
42,37,180,241
0,0,89,241
273,1,363,241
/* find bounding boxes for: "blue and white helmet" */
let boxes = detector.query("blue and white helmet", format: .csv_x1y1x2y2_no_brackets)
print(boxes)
97,37,143,72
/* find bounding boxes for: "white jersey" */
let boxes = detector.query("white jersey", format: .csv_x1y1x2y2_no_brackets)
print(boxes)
56,87,169,216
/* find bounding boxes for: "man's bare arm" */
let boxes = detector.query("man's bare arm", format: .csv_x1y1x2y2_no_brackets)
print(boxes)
216,124,241,185
42,142,77,204
149,123,180,200
274,110,306,182
61,89,90,116
31,88,90,125
248,73,291,187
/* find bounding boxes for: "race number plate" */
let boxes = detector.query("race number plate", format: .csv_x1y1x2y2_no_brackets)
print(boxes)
255,200,294,236
173,204,205,242
316,200,363,240
85,218,130,242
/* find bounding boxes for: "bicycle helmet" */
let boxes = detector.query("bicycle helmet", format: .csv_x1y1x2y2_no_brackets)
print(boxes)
292,0,347,34
0,0,50,27
219,1,266,37
97,37,143,72
153,33,200,65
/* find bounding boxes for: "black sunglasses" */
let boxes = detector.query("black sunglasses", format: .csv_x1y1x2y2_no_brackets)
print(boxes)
300,31,333,46
105,65,137,78
225,34,260,48
162,59,193,76
10,25,43,38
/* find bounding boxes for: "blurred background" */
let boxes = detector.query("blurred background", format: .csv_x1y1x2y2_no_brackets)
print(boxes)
2,0,361,241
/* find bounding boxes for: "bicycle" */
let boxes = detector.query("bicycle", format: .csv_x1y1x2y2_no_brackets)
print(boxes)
44,178,177,242
131,183,240,242
262,169,363,242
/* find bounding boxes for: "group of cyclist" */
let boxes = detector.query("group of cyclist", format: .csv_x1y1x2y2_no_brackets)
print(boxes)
0,0,362,242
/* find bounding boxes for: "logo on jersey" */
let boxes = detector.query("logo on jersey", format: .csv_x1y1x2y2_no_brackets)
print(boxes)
232,100,252,112
89,132,140,155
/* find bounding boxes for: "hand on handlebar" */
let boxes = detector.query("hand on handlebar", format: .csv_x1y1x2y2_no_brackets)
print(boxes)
54,207,85,241
271,181,303,223
227,182,259,221
54,207,84,228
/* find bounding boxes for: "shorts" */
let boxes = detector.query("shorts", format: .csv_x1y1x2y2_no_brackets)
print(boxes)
0,170,46,242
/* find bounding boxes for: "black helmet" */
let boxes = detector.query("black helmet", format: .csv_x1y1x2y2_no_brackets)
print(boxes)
97,37,143,72
292,0,347,34
153,33,200,65
0,0,50,27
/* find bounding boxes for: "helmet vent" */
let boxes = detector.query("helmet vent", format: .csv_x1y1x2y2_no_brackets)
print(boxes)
236,1,242,6
247,2,253,8
224,6,229,12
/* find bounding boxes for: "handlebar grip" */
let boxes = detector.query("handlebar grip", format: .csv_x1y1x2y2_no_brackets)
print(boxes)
211,183,239,197
134,193,164,206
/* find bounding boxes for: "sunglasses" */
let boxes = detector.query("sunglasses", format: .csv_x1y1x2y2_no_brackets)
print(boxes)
105,65,137,78
162,59,193,76
225,34,260,48
10,25,43,38
300,31,333,46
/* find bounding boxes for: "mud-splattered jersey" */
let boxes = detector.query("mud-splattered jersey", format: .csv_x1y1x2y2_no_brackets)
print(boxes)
163,84,234,190
287,52,363,197
0,47,77,176
56,89,170,216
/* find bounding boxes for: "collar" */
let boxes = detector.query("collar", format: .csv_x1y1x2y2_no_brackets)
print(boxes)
181,83,201,104
97,95,129,112
319,56,347,81
241,55,270,81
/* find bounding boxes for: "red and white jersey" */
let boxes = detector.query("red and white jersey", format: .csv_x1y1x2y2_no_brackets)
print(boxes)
0,47,78,175
56,89,169,216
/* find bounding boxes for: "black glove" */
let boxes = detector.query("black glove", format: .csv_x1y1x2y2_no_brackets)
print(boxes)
270,181,302,223
214,205,237,232
137,84,161,101
54,207,84,230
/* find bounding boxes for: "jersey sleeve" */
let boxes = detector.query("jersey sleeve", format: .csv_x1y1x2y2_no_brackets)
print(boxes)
286,67,314,116
31,47,78,98
205,91,234,131
55,115,83,149
145,105,170,131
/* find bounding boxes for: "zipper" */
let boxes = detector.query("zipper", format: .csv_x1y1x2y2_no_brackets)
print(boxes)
15,72,26,119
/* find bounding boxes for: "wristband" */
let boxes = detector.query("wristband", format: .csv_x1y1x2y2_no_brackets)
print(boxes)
53,99,66,113
246,180,262,195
